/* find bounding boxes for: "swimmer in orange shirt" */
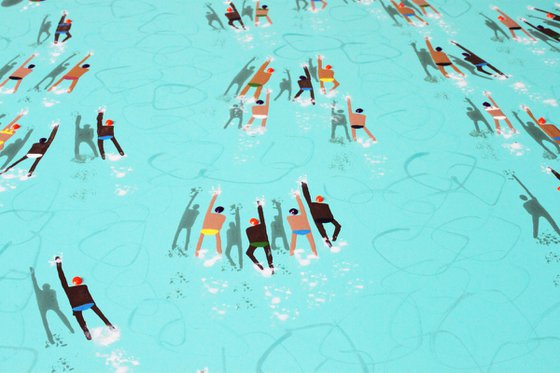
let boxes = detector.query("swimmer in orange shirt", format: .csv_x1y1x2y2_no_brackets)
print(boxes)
0,54,37,93
195,190,227,257
390,0,428,26
48,53,92,93
493,7,536,41
317,55,339,95
287,190,317,257
425,37,464,78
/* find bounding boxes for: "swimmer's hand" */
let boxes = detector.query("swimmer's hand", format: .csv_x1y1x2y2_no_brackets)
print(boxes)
54,256,62,264
266,88,272,94
520,105,529,112
424,36,431,41
51,121,60,128
62,10,69,15
450,40,457,45
483,90,491,97
19,108,29,116
491,6,499,11
345,95,351,101
97,106,106,113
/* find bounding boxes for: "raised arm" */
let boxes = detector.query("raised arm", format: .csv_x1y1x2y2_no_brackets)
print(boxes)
301,182,312,205
73,53,92,69
390,0,398,8
256,1,260,9
494,8,509,18
45,124,59,146
425,38,435,53
5,113,24,129
97,112,104,130
229,2,238,13
317,56,323,71
304,66,311,80
486,94,498,107
206,193,218,215
257,60,271,73
295,194,306,217
19,54,37,69
257,204,265,225
524,107,538,124
346,97,352,115
56,260,69,291
58,14,67,25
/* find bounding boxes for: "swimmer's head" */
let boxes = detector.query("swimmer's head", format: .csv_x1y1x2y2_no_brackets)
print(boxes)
461,52,470,58
12,124,20,130
262,5,268,9
398,2,404,7
72,276,83,286
42,284,51,291
537,25,544,30
289,208,298,215
256,100,264,105
82,64,90,68
299,75,307,80
227,7,233,12
538,117,546,125
435,47,443,52
498,15,505,21
482,102,491,108
355,108,364,113
66,19,72,24
266,67,274,74
105,119,114,126
325,65,332,70
39,137,47,143
249,218,259,226
215,206,224,213
315,195,324,203
519,194,528,201
547,13,554,19
28,64,36,69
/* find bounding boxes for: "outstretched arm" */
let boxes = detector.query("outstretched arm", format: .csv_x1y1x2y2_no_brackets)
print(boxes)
295,194,306,217
258,60,271,73
58,14,67,25
206,193,218,215
56,260,69,291
264,90,271,109
494,8,509,18
317,56,323,71
486,94,499,107
524,107,539,124
7,112,25,128
301,182,312,205
346,97,352,115
521,19,538,30
451,41,474,55
425,38,435,53
18,54,37,69
97,112,103,130
73,53,92,69
257,204,265,225
45,124,59,146
304,66,311,81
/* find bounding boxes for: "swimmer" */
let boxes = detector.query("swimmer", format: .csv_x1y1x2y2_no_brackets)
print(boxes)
254,1,273,27
96,108,125,160
293,65,315,105
0,54,37,93
482,91,516,135
529,7,560,22
346,96,377,142
246,199,274,273
54,10,72,44
54,257,115,341
520,18,560,42
195,189,226,257
0,110,26,151
225,2,246,29
287,191,317,256
301,181,341,248
411,0,440,16
48,53,92,93
239,57,274,101
0,122,58,177
244,89,271,129
450,41,506,77
310,0,327,12
493,7,536,41
522,105,560,144
317,55,339,94
425,37,464,78
548,167,560,191
390,0,428,26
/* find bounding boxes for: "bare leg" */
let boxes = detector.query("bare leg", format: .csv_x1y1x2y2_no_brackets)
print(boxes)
306,233,317,256
28,158,41,176
293,89,304,100
48,77,65,91
97,140,105,159
110,137,125,155
331,79,340,92
509,29,518,39
12,80,23,93
195,233,204,257
72,311,91,340
429,5,440,15
289,233,296,255
91,305,113,327
1,155,27,174
450,64,464,76
331,219,341,241
239,85,250,97
253,85,263,100
261,118,268,128
494,119,502,133
521,28,536,41
504,118,516,131
351,128,357,141
67,79,79,93
0,79,8,88
245,116,255,128
363,126,377,142
263,244,274,270
319,80,325,94
415,15,427,24
437,66,449,78
216,232,222,254
266,16,272,24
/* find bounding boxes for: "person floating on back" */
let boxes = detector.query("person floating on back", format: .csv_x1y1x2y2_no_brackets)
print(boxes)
55,256,115,341
54,10,72,44
0,54,37,93
301,181,341,248
96,107,125,160
0,122,59,177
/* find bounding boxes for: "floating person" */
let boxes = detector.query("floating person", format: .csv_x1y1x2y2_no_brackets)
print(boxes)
380,0,402,27
195,190,226,257
225,204,243,269
425,37,464,78
32,52,77,91
522,105,560,145
224,57,256,96
205,3,225,30
390,0,428,26
287,191,317,256
239,57,274,101
0,54,37,93
245,199,274,273
225,2,246,30
273,69,292,101
512,111,559,158
482,91,516,135
48,53,92,93
330,100,352,142
172,188,201,255
346,96,377,142
493,7,536,41
254,1,273,27
270,199,289,251
410,0,440,16
529,7,560,22
0,110,26,151
520,18,560,42
410,42,438,82
301,181,341,248
54,257,115,341
74,113,98,161
35,15,51,45
0,128,33,170
54,10,72,44
450,40,507,77
293,65,315,105
511,174,560,238
464,97,493,134
479,12,510,41
317,55,339,94
30,267,74,344
96,108,125,160
0,122,58,177
224,101,244,129
0,55,19,81
244,89,271,129
310,0,327,12
241,0,254,21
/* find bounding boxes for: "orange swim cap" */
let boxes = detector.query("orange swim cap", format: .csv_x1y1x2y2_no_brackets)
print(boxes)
66,19,72,23
72,276,83,285
267,67,274,73
106,119,114,126
498,15,504,21
538,117,546,124
315,195,324,203
12,124,20,130
547,13,554,19
249,218,259,226
325,65,332,69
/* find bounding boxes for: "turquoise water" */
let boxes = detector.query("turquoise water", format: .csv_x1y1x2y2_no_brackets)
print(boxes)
1,0,560,372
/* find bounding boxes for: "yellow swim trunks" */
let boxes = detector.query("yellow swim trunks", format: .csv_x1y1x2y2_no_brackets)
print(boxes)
320,78,334,82
201,229,219,235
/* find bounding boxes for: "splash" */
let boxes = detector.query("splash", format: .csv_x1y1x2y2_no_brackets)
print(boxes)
91,327,121,346
96,350,139,373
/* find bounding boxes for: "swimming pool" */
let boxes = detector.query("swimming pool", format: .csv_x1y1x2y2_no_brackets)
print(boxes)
1,0,559,372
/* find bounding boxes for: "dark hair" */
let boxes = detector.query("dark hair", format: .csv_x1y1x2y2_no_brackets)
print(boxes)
356,108,364,113
482,102,491,107
215,206,224,213
28,64,36,69
435,47,442,51
299,75,307,80
256,100,264,105
537,25,544,29
39,137,47,143
262,5,268,9
289,208,298,215
461,52,469,57
82,64,90,68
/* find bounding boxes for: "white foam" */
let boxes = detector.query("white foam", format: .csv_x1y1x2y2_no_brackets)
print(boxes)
91,326,121,346
96,350,139,373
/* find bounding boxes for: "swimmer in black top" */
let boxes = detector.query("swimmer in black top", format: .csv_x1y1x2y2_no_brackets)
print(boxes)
225,2,246,29
293,64,315,105
520,18,560,42
55,257,114,341
450,41,507,77
96,108,125,160
301,181,341,247
528,7,560,22
0,122,58,177
245,199,274,274
54,10,72,44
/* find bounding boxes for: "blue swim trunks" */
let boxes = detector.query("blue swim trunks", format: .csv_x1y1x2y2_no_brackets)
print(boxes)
72,303,94,311
294,229,311,235
99,135,113,140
